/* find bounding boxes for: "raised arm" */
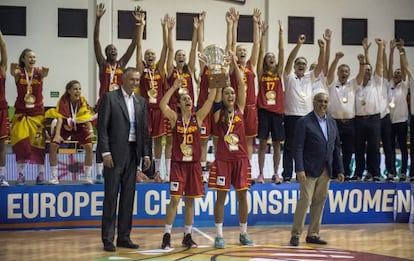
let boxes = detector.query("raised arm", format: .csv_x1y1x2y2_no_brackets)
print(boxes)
187,16,199,74
398,40,411,80
249,8,261,69
157,14,168,73
284,34,305,77
256,21,268,80
313,39,325,78
323,29,332,76
230,7,239,53
277,20,284,77
362,38,371,65
374,38,384,77
118,6,140,68
224,10,233,53
135,11,146,74
382,40,388,81
197,11,206,69
327,52,344,86
0,31,7,74
94,3,106,67
196,82,217,125
159,78,181,128
388,39,397,81
356,54,366,85
232,53,246,112
166,15,176,78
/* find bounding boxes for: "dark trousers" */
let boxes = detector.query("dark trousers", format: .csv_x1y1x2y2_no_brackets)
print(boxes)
354,114,381,177
391,121,408,174
335,118,355,177
409,115,414,177
381,114,396,175
101,143,138,244
283,115,301,179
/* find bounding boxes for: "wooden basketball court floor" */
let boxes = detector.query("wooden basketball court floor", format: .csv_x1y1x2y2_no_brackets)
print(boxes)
0,223,413,261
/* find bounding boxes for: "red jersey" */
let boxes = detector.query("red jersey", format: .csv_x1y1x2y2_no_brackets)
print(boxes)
214,107,248,160
171,114,201,162
230,61,256,105
197,66,209,107
257,71,284,114
140,67,165,108
0,70,7,109
167,67,195,110
14,67,44,115
97,61,123,105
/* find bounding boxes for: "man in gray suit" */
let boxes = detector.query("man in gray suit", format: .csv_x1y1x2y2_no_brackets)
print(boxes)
98,67,151,252
289,92,345,246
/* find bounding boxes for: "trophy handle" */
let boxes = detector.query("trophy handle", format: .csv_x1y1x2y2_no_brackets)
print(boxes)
197,51,208,65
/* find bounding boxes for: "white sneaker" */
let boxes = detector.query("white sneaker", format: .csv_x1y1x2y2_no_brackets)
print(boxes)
0,177,9,187
84,176,93,185
202,172,209,183
48,177,59,185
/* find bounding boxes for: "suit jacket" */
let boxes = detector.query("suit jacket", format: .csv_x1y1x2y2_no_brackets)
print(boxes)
293,111,344,178
97,88,151,166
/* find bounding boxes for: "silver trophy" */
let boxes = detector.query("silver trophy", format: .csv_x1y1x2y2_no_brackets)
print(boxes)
198,44,229,75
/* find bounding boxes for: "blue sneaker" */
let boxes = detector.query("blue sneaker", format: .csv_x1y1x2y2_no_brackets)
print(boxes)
16,173,26,186
214,237,225,249
239,234,254,246
95,174,104,184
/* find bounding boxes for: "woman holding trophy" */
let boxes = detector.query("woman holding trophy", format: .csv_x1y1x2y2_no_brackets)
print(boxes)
10,48,49,185
208,52,254,249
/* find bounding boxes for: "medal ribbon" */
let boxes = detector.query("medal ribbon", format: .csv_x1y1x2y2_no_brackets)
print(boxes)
24,68,34,94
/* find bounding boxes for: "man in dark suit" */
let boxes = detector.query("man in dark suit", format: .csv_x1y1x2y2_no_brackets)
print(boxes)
289,92,345,247
98,67,151,252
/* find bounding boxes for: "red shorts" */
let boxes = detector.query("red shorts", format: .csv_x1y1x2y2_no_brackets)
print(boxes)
148,107,166,137
244,104,258,137
170,161,204,197
0,108,9,139
200,110,212,139
208,159,252,191
52,122,92,145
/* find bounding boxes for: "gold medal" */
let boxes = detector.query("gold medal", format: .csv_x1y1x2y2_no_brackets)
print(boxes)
361,100,366,106
342,97,348,103
266,91,276,105
109,83,119,91
147,88,158,98
300,91,306,98
389,102,395,109
24,93,36,108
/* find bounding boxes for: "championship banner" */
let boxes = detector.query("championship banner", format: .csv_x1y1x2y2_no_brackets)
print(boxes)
0,182,411,230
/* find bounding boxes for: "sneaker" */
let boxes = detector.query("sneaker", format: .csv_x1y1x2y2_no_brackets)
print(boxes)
182,233,197,248
36,173,46,185
95,174,104,184
16,173,26,186
0,176,9,187
386,173,395,182
256,173,265,184
161,233,171,249
136,170,149,183
289,236,299,246
84,175,93,185
373,176,381,182
350,176,361,181
272,174,282,184
344,176,350,181
283,177,291,183
164,173,170,183
48,176,59,185
399,173,407,182
153,171,163,183
363,173,373,182
214,236,225,249
239,234,254,246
